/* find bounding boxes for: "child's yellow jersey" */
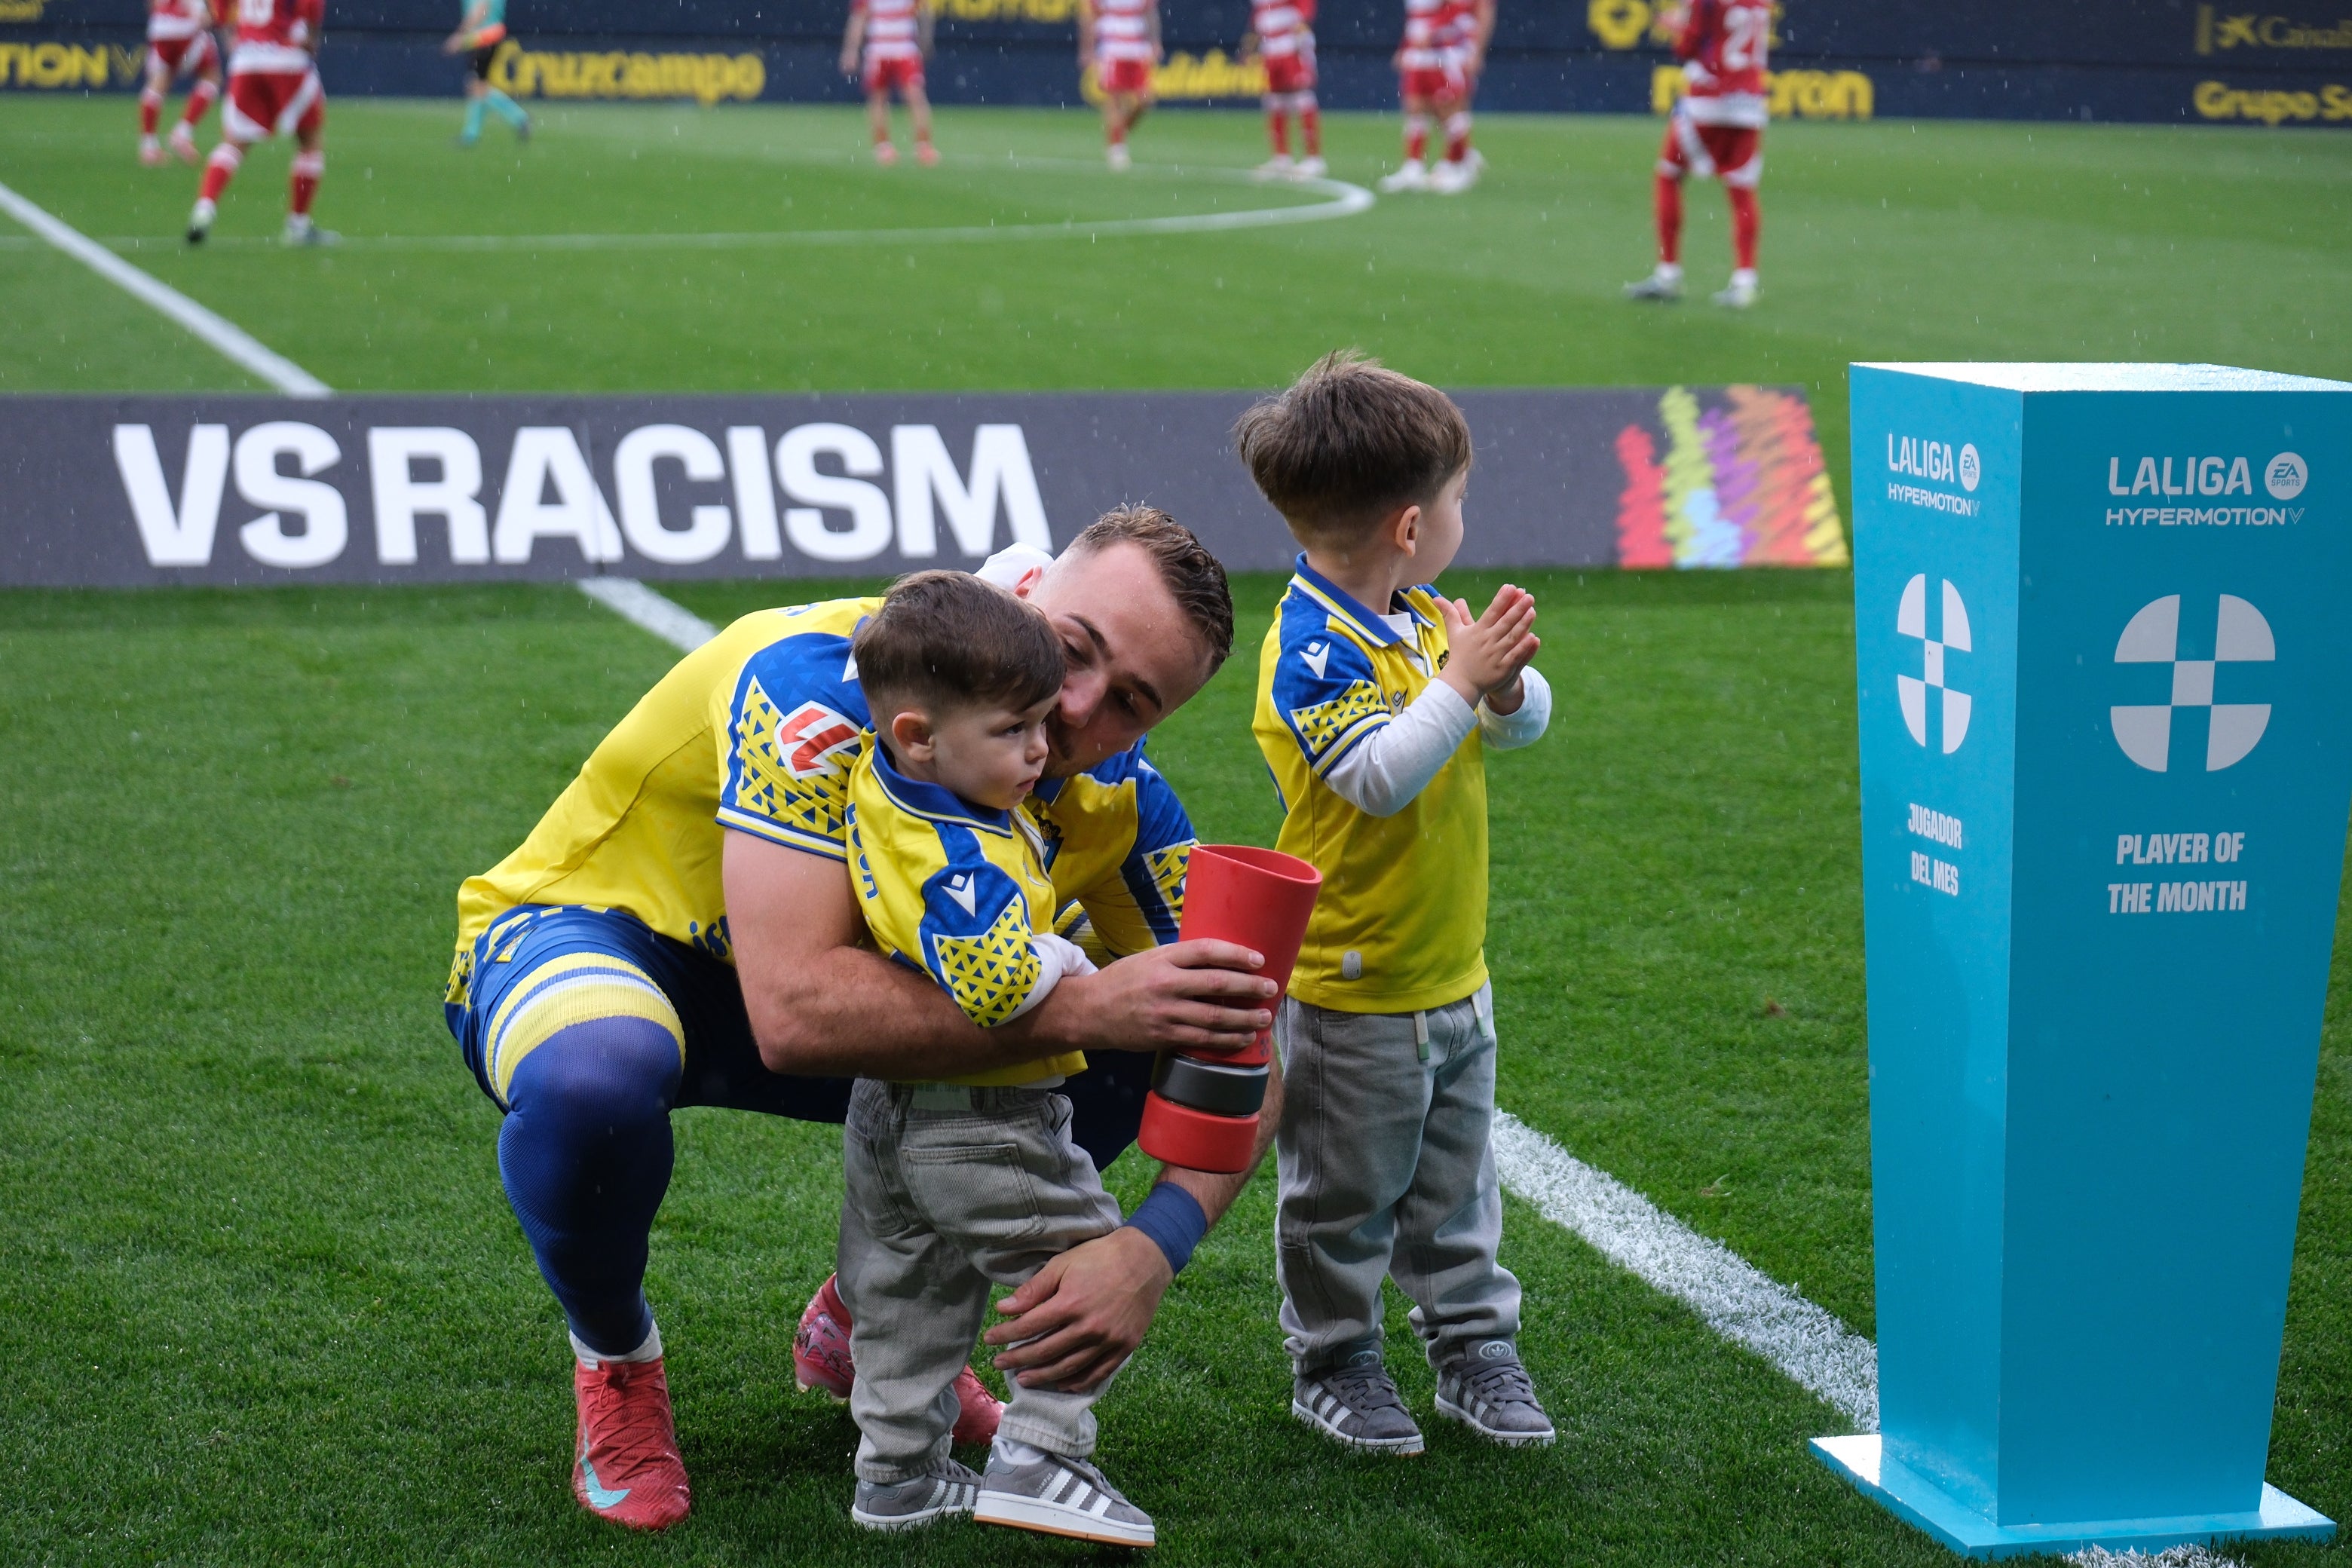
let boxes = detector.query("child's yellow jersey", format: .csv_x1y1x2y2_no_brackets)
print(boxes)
847,737,1087,1085
452,596,1195,1005
1253,559,1489,1014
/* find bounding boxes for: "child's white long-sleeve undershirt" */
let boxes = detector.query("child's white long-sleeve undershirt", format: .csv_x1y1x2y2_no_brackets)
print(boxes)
1321,664,1553,819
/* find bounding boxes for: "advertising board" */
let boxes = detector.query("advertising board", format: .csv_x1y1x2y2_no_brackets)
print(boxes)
0,387,1845,586
8,0,2350,123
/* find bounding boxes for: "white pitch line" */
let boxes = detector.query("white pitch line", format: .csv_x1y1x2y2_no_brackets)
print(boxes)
575,577,719,651
576,580,2235,1568
0,177,330,397
1490,1110,1882,1430
54,176,1373,253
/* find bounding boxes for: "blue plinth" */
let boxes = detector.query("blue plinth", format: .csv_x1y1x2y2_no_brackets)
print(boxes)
1834,363,2351,1557
1811,1436,2333,1559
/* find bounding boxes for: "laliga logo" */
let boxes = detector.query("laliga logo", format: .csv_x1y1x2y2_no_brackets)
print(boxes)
1895,574,1972,754
1887,436,1981,492
2105,450,2306,500
2110,594,2275,773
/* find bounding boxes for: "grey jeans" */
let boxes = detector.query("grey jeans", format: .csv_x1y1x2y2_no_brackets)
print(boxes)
836,1077,1123,1482
1274,983,1523,1375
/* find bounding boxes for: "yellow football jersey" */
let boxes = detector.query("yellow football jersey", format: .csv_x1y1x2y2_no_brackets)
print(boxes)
453,596,1196,1004
1252,558,1490,1014
847,737,1087,1085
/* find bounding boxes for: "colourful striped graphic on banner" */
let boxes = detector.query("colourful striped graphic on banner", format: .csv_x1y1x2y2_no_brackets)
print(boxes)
1614,384,1848,568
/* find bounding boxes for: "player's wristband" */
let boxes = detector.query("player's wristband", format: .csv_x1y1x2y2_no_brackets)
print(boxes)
1122,1182,1209,1275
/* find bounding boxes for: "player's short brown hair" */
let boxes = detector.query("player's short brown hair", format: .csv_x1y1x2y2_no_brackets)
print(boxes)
853,570,1065,723
1233,351,1473,547
1063,504,1236,672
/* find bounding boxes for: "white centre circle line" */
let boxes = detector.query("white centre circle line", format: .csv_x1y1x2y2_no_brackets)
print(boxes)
87,159,1377,252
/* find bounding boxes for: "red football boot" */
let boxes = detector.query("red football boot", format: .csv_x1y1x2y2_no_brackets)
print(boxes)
571,1355,691,1530
948,1364,1003,1446
792,1274,856,1400
794,1274,1003,1444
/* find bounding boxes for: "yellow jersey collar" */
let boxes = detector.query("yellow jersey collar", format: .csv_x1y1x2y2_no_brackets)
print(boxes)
1291,555,1431,648
870,742,1015,836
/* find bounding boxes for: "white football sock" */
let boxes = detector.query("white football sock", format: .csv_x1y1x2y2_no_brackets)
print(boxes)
574,1318,663,1368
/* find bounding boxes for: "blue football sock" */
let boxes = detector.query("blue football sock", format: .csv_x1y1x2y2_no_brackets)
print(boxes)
485,88,528,129
497,1016,681,1358
461,98,487,143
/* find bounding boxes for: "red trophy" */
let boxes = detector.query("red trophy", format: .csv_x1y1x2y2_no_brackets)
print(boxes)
1136,844,1321,1174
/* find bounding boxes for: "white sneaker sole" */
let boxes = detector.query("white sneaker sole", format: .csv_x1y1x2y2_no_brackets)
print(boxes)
1434,1389,1557,1447
975,1491,1155,1547
850,1498,973,1531
1291,1396,1425,1454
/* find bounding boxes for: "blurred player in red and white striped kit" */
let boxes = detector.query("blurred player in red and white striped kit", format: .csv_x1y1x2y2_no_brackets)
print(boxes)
1625,0,1768,308
1246,0,1321,179
138,0,221,167
1429,0,1493,193
1378,0,1451,191
1378,0,1490,194
1081,0,1159,170
187,0,333,246
841,0,937,166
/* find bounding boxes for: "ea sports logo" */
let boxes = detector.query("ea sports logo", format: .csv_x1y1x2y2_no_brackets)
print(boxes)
1895,574,1972,755
2266,452,2308,501
2109,593,2275,773
1958,443,1980,493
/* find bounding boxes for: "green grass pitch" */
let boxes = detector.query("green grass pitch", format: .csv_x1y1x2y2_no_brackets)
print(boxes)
3,95,2351,1563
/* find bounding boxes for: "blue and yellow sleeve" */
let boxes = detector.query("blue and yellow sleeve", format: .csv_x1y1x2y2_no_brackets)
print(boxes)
715,630,870,860
1269,617,1391,779
911,841,1048,1029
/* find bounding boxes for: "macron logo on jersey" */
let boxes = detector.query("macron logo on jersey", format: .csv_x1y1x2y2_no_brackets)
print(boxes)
943,873,978,915
776,703,862,778
1302,641,1332,678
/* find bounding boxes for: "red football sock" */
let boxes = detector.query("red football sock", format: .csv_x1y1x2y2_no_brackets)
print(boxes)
181,78,217,129
1404,113,1429,162
199,142,240,202
140,88,162,136
1107,118,1126,147
289,150,322,217
1300,103,1321,155
1728,184,1759,271
1654,173,1683,265
1266,109,1289,156
1444,110,1472,164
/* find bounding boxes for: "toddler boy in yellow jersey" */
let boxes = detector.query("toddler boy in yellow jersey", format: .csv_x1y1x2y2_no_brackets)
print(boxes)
1239,351,1559,1455
836,572,1156,1548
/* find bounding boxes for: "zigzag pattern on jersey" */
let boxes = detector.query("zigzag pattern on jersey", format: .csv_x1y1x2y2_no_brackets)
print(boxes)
928,900,1044,1028
1144,841,1190,914
730,675,850,845
1290,679,1392,767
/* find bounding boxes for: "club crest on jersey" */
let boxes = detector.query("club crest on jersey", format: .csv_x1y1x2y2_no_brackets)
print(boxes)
774,702,862,779
1302,641,1332,678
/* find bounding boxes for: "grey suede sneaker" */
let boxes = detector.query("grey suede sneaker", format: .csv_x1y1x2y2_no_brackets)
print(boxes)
1435,1343,1557,1447
850,1456,982,1531
1291,1352,1426,1455
974,1448,1154,1547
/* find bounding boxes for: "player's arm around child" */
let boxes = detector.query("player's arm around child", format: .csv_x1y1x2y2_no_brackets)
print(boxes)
1236,351,1558,1458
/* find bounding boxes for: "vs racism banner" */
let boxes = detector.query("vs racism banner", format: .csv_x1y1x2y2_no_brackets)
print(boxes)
0,388,1845,587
